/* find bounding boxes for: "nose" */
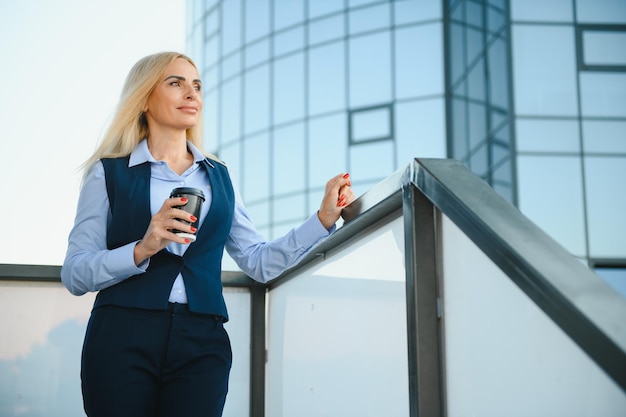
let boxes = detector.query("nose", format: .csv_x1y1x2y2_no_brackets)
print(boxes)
185,85,199,100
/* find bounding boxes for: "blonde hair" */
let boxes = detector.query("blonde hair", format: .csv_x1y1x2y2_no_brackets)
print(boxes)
82,51,212,175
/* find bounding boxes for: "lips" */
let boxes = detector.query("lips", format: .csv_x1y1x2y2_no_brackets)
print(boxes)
178,106,198,113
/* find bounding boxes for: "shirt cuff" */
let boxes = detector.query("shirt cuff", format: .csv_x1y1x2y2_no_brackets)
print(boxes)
107,241,149,277
293,213,336,250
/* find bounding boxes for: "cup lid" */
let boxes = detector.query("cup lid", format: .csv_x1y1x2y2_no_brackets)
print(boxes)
170,187,205,200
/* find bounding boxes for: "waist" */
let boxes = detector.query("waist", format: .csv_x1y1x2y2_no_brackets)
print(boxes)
167,302,225,322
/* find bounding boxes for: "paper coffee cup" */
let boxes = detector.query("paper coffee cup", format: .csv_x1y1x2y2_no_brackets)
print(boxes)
170,187,205,242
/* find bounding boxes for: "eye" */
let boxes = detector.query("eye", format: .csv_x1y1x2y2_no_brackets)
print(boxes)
194,84,202,92
170,80,181,87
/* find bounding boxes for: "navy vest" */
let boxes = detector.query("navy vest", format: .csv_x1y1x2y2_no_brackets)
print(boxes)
94,156,235,320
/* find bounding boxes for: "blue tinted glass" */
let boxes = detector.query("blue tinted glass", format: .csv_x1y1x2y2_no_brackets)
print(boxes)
309,13,344,45
395,99,447,162
242,132,270,202
352,107,390,142
517,155,586,256
349,31,391,108
450,22,465,85
466,27,483,67
273,0,304,31
205,36,219,68
394,0,441,24
510,0,573,22
217,141,242,185
221,77,242,143
205,10,219,38
595,268,626,298
487,4,505,34
349,3,390,35
349,140,395,182
348,0,378,6
583,31,626,66
580,73,626,117
516,119,580,152
577,0,626,24
585,156,626,257
308,0,343,19
467,1,484,27
273,53,305,125
470,142,489,177
245,39,270,69
451,97,469,159
246,201,270,228
244,65,270,134
222,0,242,55
488,36,509,109
273,26,305,57
246,0,270,42
309,42,346,115
512,25,578,115
583,121,626,153
468,59,486,102
468,102,487,150
203,90,219,150
221,51,241,81
308,114,348,188
273,123,305,194
395,24,444,99
272,193,306,224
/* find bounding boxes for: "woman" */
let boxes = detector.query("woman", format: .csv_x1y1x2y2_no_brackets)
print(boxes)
61,51,354,417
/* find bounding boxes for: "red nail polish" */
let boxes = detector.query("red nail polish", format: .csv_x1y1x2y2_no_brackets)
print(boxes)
190,227,197,232
190,215,197,222
339,194,345,200
180,197,188,202
343,173,350,179
184,239,191,243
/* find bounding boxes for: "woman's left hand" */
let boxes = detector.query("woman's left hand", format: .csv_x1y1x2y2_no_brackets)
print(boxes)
318,173,355,230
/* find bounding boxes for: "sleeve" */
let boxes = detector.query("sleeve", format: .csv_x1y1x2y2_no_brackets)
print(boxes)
224,184,336,284
60,161,147,296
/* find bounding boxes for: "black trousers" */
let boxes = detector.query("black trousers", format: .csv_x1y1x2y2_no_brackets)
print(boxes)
81,303,232,417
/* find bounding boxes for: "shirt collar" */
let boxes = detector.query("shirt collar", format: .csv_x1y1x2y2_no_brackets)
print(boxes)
129,139,206,167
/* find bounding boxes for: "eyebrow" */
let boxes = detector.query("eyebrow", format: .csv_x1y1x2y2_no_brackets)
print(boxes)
164,75,202,84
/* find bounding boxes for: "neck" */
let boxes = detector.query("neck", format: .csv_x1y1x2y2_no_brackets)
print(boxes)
147,131,193,175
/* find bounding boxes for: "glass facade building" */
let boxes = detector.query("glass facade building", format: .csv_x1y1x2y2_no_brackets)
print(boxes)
186,0,626,287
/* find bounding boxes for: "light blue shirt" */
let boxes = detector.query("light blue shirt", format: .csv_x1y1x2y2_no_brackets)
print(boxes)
61,140,334,302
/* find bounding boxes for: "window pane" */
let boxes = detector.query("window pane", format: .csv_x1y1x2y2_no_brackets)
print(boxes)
217,141,242,185
510,0,573,22
512,25,578,115
488,36,510,109
309,0,343,19
594,267,626,298
395,24,444,99
395,99,446,163
222,0,242,55
245,39,270,69
349,31,391,108
349,3,390,36
273,123,305,195
246,0,270,42
273,0,304,31
517,156,586,256
516,119,580,153
203,90,219,150
580,73,626,117
205,9,219,38
351,107,391,142
449,22,465,86
244,65,270,134
221,77,242,143
221,51,241,81
308,114,347,188
273,53,305,125
583,120,626,153
205,36,220,68
242,132,270,202
349,140,394,182
309,13,344,45
576,0,626,24
583,30,626,66
394,0,441,25
309,42,346,115
273,26,305,57
585,156,626,258
272,193,306,224
468,102,487,151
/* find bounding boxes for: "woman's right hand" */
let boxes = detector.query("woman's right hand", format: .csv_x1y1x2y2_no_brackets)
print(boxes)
133,197,196,265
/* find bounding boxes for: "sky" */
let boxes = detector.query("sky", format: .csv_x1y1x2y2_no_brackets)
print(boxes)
0,0,187,265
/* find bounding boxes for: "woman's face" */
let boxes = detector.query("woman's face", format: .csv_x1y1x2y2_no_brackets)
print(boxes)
144,58,202,134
